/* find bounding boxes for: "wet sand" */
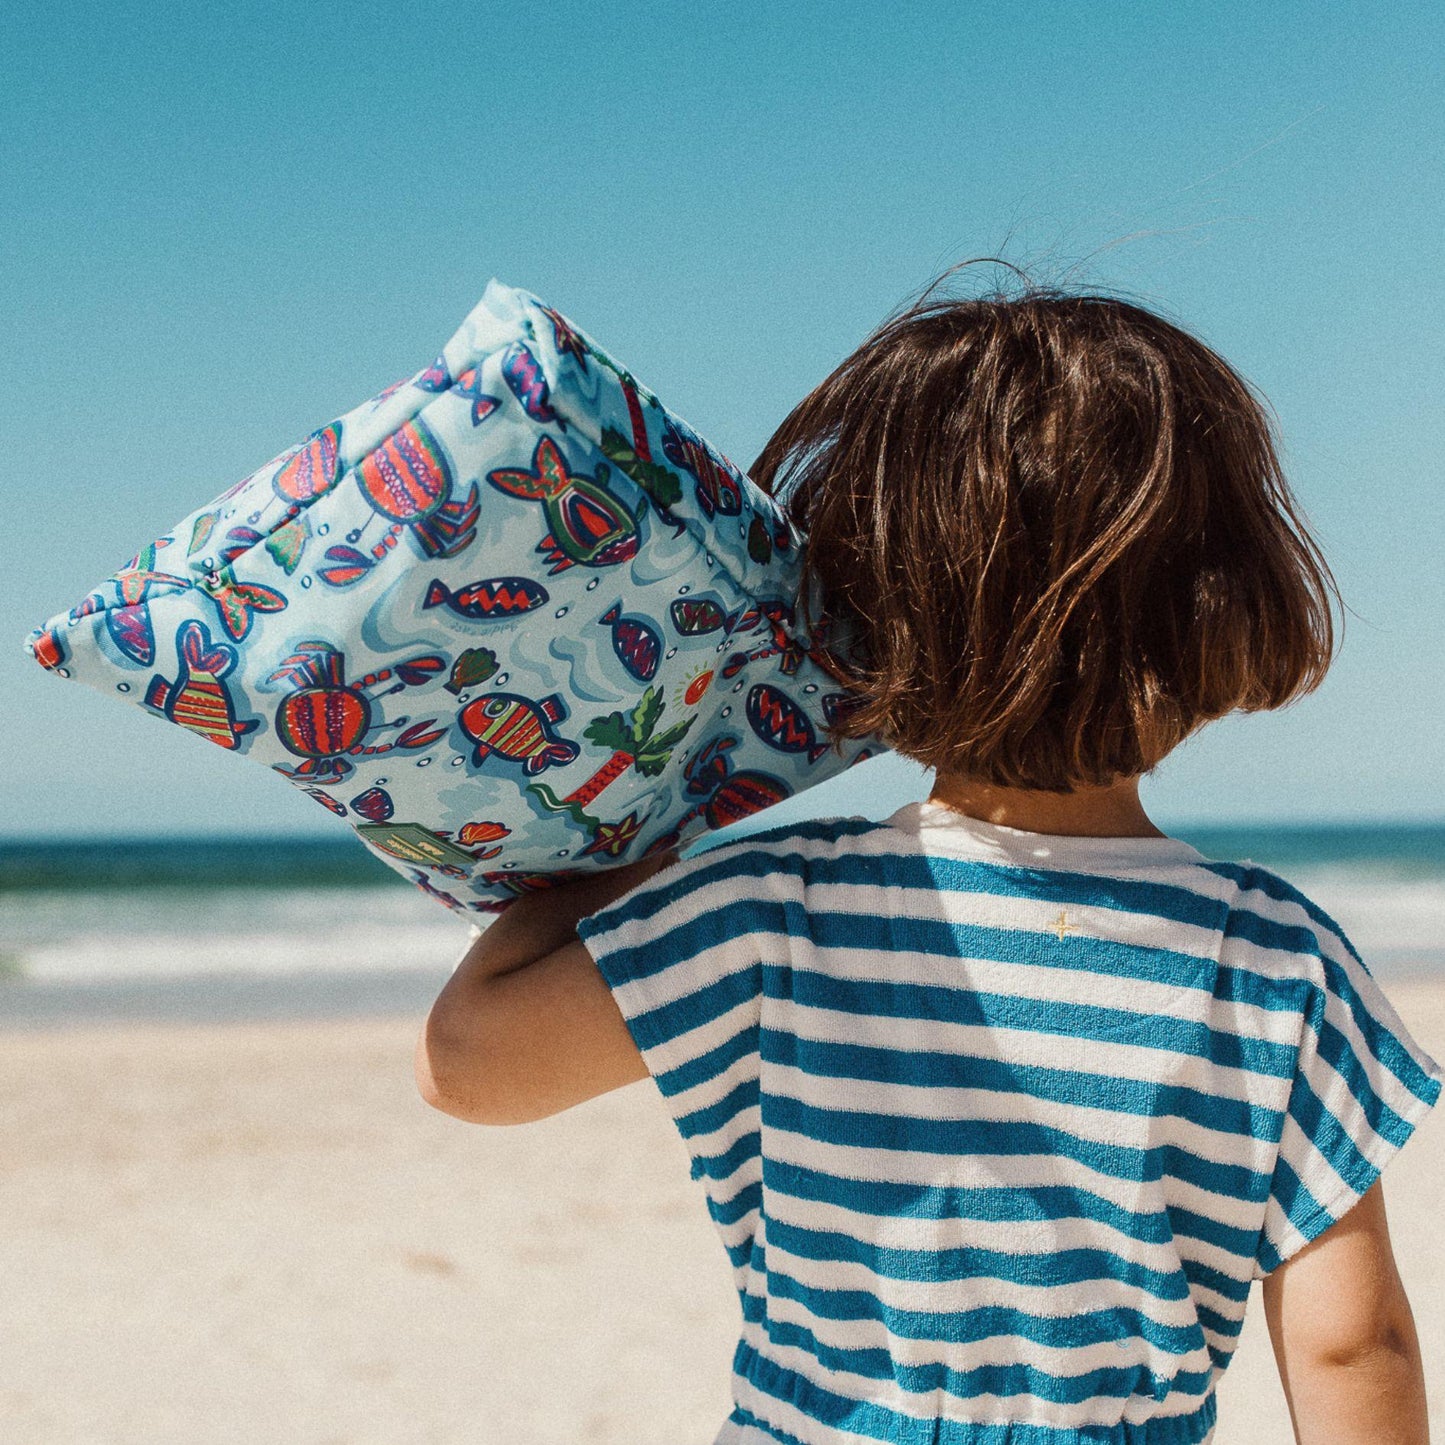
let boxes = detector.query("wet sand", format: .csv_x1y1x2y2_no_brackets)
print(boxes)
1,982,1439,1443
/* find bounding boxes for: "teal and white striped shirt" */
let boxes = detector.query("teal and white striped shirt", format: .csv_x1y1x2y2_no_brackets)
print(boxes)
575,800,1441,1445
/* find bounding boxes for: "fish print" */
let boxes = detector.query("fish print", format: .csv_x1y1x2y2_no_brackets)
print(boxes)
725,604,764,637
196,566,288,642
703,770,791,829
143,620,259,751
349,786,395,823
416,354,453,392
669,597,727,636
501,341,560,425
487,436,640,572
662,419,741,518
444,647,499,695
599,602,661,681
106,605,155,665
423,576,549,621
458,691,580,775
668,596,767,639
453,364,502,427
88,564,192,665
745,683,830,763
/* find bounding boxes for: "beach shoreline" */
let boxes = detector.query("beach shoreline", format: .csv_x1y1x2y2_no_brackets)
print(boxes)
3,983,1440,1443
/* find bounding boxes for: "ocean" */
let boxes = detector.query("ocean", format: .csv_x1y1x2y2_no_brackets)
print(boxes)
1,820,1441,1027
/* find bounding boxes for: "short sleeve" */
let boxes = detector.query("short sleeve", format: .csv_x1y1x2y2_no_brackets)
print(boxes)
1254,935,1442,1277
576,840,792,1181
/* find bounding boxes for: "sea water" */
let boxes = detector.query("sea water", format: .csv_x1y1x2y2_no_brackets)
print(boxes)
0,820,1440,1025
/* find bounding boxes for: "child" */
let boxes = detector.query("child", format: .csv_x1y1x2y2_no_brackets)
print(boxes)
415,273,1441,1445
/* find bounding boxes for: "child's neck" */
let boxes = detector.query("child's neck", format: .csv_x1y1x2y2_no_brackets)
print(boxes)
927,773,1167,840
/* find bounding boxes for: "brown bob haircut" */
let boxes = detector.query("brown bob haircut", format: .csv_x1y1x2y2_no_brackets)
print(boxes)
750,267,1340,791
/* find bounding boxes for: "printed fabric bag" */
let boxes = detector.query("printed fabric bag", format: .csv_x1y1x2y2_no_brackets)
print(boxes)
24,281,879,914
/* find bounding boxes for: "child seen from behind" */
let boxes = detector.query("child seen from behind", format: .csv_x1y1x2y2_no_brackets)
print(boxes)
417,270,1441,1445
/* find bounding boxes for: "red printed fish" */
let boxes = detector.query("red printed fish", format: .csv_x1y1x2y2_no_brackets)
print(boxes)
662,419,742,518
349,786,395,822
416,353,452,392
458,692,580,775
599,602,661,681
453,365,502,426
669,597,728,635
143,620,259,751
669,596,766,638
745,683,829,763
70,558,193,666
488,436,640,572
423,577,549,621
273,423,342,504
198,565,288,642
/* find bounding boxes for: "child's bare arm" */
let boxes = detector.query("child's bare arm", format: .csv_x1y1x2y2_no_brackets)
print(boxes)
415,849,679,1125
1262,1179,1430,1444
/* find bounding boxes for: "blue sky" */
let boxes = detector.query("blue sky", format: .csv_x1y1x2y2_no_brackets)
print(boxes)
3,1,1441,838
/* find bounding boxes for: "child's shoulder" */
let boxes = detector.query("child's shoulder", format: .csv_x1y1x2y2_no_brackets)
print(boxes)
586,815,888,942
1192,852,1363,966
682,811,891,866
661,812,898,903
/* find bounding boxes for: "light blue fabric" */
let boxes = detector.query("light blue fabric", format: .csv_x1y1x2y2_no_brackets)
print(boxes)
24,281,879,913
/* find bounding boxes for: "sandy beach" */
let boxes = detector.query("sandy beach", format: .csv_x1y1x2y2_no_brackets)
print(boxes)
2,981,1440,1445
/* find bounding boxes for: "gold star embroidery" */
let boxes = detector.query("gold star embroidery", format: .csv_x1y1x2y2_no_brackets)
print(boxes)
1051,911,1077,941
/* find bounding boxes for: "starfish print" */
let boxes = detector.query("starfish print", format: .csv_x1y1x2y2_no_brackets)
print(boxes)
581,810,646,859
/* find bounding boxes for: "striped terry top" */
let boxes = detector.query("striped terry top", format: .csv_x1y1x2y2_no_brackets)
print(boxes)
575,800,1442,1445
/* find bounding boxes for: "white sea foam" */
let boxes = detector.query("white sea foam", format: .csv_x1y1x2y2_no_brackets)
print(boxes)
1,886,474,985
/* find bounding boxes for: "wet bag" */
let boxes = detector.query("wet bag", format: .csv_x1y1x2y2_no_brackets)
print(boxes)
24,281,878,914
